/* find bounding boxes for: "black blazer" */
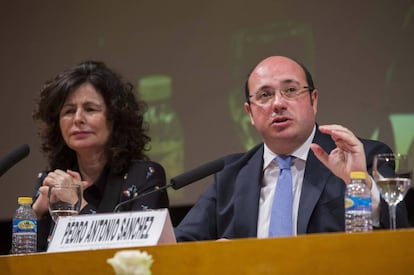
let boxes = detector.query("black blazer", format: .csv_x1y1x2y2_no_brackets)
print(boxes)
34,160,169,251
175,127,408,241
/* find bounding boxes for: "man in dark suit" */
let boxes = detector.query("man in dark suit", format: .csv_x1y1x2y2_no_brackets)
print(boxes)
175,56,408,241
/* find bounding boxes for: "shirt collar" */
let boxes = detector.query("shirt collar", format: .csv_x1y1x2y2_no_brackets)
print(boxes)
263,125,316,170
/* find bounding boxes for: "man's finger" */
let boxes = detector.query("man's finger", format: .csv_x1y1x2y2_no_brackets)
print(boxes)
310,143,330,167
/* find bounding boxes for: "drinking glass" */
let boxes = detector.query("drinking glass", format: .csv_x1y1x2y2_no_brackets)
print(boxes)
48,184,82,222
373,153,413,230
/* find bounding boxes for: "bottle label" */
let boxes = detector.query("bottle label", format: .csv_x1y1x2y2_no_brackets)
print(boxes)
345,196,372,211
13,219,37,233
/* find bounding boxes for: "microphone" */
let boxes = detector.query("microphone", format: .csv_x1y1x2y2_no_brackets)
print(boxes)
0,144,30,177
170,157,224,189
113,157,225,212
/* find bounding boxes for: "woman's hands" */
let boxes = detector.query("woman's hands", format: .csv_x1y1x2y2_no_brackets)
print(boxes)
32,169,89,217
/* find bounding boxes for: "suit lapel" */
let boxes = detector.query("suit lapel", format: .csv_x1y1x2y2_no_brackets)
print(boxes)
233,146,264,237
297,152,331,233
297,128,336,234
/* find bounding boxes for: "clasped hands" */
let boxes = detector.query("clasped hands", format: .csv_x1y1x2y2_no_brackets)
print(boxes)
32,169,88,217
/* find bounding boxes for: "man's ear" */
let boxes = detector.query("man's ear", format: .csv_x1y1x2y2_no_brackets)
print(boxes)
244,102,255,126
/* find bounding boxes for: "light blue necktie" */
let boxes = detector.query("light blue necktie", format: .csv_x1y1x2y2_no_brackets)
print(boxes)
269,155,294,237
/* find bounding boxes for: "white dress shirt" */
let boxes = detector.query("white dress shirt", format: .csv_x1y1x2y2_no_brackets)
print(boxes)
257,126,380,238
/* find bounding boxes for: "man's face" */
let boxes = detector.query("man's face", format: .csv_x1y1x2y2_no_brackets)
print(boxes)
244,56,318,154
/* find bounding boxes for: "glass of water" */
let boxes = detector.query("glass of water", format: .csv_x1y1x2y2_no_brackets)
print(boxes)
373,153,412,230
48,184,82,222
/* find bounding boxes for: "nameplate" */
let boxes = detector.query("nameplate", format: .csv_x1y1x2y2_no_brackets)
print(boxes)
47,208,175,253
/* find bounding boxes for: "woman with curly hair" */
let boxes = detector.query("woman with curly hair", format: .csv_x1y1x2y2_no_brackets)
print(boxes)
32,60,169,251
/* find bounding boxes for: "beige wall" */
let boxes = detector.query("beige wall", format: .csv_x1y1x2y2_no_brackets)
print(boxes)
0,0,413,219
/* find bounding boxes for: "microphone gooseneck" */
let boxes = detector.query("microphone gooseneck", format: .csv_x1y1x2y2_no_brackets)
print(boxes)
0,144,30,178
113,184,171,212
113,157,225,212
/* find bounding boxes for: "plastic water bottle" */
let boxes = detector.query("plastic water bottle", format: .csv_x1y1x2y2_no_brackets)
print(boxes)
345,172,373,232
11,197,37,254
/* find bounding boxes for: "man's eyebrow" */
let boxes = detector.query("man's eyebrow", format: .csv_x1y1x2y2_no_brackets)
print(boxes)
256,80,300,91
257,85,273,91
280,79,300,84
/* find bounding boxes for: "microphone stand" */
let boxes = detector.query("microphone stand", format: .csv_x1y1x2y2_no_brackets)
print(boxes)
113,183,173,212
113,157,224,212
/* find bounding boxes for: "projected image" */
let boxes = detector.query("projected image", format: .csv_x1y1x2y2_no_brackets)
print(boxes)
137,75,185,201
367,5,414,163
228,22,315,150
228,20,414,159
371,114,414,158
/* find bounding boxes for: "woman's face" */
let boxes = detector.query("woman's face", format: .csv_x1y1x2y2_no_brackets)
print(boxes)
59,83,112,154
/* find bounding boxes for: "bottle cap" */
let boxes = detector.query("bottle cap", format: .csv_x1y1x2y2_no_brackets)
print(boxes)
138,75,172,101
350,171,366,179
18,197,33,204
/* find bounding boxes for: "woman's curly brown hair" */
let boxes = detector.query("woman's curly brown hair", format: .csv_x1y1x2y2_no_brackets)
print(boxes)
33,60,150,174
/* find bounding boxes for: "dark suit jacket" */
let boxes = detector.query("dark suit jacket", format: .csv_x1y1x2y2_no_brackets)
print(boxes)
175,127,408,241
34,160,169,251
